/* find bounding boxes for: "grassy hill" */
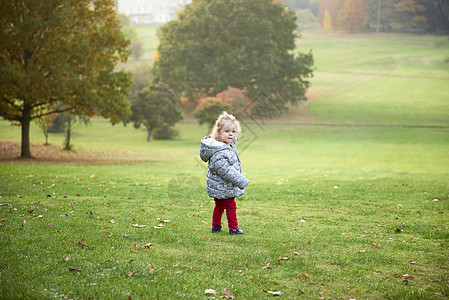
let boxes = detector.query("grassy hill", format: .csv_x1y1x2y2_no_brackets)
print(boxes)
121,25,449,127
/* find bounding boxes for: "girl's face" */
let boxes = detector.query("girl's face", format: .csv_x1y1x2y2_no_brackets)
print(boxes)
219,121,236,145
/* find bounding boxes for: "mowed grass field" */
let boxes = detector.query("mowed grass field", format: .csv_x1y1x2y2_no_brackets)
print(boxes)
1,27,448,299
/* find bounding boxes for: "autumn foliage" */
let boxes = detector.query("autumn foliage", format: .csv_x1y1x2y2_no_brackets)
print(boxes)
193,87,250,130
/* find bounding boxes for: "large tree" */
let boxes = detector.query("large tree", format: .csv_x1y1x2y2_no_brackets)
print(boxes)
152,0,314,109
0,0,132,158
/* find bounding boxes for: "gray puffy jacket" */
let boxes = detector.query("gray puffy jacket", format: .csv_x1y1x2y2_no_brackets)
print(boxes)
200,135,249,199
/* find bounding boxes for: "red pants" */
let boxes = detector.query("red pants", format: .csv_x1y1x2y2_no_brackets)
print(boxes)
212,198,238,230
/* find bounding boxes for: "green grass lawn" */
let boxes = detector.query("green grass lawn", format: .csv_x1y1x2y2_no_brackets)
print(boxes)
1,120,448,299
1,29,449,299
298,33,449,126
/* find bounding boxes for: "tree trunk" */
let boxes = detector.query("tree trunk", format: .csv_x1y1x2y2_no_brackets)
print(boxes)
146,128,153,142
20,105,32,158
64,117,71,150
376,0,382,33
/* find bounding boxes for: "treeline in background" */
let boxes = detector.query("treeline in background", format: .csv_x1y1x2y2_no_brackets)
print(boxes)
283,0,449,33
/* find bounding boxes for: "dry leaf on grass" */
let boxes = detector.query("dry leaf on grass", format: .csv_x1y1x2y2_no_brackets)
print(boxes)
68,267,81,272
262,263,271,269
264,290,286,296
132,224,146,228
204,289,217,296
223,288,234,299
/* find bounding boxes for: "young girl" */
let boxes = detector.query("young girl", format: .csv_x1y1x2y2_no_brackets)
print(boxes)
200,111,249,235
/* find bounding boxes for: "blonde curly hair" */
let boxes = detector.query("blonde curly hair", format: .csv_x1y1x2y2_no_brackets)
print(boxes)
210,111,241,142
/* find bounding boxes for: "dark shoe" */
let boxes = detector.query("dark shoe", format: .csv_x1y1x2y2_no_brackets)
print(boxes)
229,228,244,235
212,225,222,233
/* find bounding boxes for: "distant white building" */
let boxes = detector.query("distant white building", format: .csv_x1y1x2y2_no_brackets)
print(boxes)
116,0,192,24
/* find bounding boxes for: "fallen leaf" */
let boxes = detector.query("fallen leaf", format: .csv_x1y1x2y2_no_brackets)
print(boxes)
278,257,289,261
203,237,211,242
293,252,301,255
373,242,381,248
236,269,243,273
148,268,155,274
68,267,81,272
402,274,413,279
110,219,115,223
134,244,142,249
128,270,135,277
264,290,286,296
132,224,146,228
408,260,416,264
262,263,271,269
204,289,217,296
103,227,113,229
75,241,94,250
201,221,208,224
223,288,234,299
144,243,152,248
301,273,308,279
174,271,181,275
157,219,171,223
64,256,70,262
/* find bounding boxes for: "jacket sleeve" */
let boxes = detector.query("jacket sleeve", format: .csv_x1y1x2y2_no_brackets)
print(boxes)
209,151,249,189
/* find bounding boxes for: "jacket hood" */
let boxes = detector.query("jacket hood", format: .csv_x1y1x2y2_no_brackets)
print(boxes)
200,135,233,162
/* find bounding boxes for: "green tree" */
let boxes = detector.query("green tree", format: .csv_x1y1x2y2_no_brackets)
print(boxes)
34,110,57,146
364,0,448,33
433,0,449,23
153,0,314,110
0,0,132,158
62,113,90,151
390,0,427,31
130,83,183,142
429,0,449,32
